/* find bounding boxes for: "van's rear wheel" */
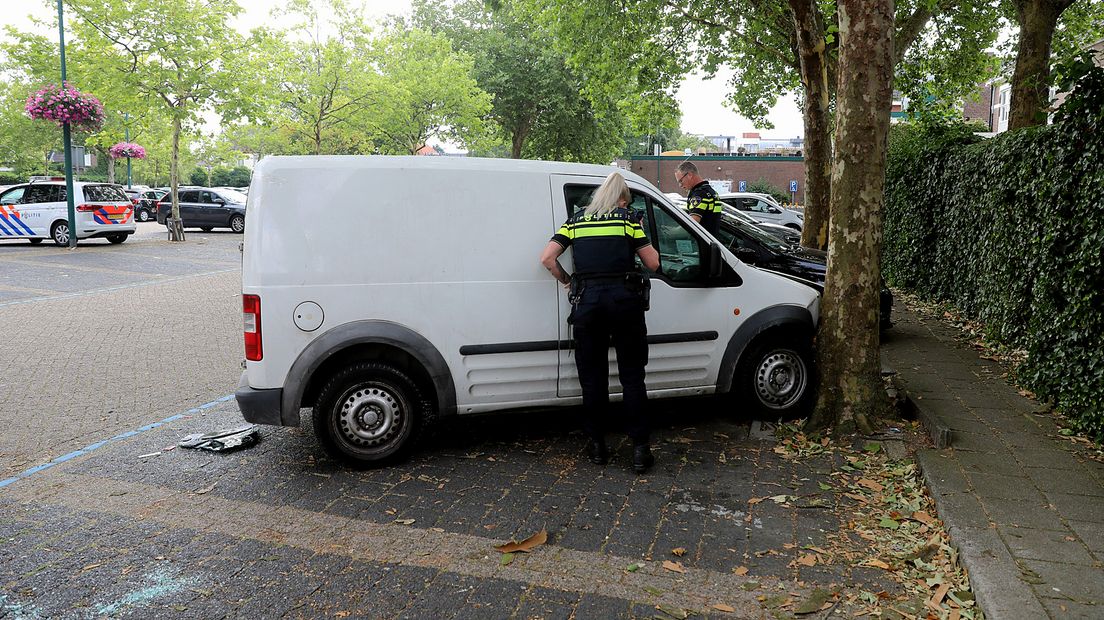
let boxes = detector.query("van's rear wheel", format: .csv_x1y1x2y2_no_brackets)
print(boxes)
313,362,426,467
735,336,813,418
107,234,127,244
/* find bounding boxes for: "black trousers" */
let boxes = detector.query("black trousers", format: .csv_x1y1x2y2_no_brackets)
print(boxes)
570,282,650,445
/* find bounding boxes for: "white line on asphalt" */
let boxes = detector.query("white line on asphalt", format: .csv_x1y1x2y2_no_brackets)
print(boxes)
0,394,236,489
0,268,239,309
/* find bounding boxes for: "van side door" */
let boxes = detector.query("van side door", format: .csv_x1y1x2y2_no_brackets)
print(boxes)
550,176,742,398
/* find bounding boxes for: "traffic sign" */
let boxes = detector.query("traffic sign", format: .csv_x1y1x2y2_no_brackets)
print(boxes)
738,180,747,192
790,180,798,192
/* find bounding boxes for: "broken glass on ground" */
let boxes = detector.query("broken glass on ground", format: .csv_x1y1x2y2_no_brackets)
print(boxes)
178,425,260,452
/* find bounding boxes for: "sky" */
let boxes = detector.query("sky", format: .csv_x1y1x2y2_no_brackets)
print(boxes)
1,0,805,140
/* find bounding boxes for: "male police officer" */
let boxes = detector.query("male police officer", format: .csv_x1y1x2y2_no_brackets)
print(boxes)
675,162,721,235
539,172,661,474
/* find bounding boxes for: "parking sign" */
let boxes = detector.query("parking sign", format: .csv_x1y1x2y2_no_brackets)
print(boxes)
790,180,798,193
738,180,747,192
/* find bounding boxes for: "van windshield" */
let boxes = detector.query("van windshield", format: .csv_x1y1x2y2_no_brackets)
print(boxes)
83,185,128,202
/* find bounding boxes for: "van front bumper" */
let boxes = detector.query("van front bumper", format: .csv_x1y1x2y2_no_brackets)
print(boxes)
235,371,287,426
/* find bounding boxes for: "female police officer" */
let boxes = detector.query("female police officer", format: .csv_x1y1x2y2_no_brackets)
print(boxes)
539,172,661,474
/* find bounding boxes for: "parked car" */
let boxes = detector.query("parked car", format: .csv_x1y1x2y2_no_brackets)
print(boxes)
666,192,801,245
236,156,822,467
133,188,167,222
156,187,247,233
713,210,892,331
0,181,136,245
718,192,804,231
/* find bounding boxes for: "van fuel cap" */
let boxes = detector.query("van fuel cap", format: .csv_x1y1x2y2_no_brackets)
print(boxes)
293,301,324,332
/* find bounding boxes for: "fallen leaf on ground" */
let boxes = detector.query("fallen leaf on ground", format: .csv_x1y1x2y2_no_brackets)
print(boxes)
711,603,736,613
626,562,643,572
733,566,749,576
864,558,891,570
796,554,817,567
393,518,415,525
911,511,937,527
794,589,834,614
656,604,688,619
671,547,686,556
748,497,766,505
494,528,548,553
335,612,350,619
662,560,686,573
194,482,217,495
500,552,514,566
844,493,868,503
81,563,102,571
928,582,951,609
857,478,884,493
769,494,791,503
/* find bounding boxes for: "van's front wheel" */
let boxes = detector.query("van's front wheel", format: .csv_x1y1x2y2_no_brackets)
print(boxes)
735,336,813,418
313,362,425,467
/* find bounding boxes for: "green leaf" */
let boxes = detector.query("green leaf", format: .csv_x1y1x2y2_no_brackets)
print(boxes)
879,517,900,530
500,552,514,566
818,482,833,491
626,562,643,572
863,442,882,453
794,588,834,614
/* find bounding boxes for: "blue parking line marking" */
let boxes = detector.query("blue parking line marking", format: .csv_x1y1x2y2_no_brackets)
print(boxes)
0,395,235,490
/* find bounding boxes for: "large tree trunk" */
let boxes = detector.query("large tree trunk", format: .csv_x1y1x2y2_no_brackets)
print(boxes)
789,0,833,251
1009,0,1073,130
805,0,894,434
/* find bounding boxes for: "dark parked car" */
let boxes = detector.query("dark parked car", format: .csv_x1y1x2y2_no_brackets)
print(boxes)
714,211,892,331
156,187,247,233
133,188,167,222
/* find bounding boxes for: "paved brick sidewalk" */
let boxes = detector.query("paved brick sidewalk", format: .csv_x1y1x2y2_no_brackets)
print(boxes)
882,305,1104,619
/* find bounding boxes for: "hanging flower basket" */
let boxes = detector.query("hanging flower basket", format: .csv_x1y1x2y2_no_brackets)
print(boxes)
24,82,106,132
109,142,147,160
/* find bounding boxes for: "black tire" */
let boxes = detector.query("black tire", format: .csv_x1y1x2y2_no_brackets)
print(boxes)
51,222,70,247
313,362,427,467
735,336,814,418
230,214,245,234
200,227,213,232
137,208,151,222
785,223,802,231
107,234,127,244
29,238,43,245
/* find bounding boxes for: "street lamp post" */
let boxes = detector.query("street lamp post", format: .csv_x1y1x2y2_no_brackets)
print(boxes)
56,0,77,248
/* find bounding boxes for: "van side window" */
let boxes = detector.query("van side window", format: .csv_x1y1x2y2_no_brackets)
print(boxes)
180,190,199,203
647,202,703,284
0,187,25,205
23,185,59,204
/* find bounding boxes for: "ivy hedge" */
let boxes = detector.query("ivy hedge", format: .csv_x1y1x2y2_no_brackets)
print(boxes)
883,57,1104,441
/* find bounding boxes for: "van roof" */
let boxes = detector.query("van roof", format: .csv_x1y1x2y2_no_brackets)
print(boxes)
254,155,638,183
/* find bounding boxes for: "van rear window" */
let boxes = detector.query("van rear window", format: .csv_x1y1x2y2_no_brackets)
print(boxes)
83,185,128,202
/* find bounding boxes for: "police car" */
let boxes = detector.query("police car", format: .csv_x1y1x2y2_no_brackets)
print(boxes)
0,181,136,246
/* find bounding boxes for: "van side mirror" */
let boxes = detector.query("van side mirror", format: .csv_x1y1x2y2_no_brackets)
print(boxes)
735,247,757,263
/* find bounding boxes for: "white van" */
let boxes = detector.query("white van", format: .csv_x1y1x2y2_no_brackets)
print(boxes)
0,181,136,245
236,157,820,466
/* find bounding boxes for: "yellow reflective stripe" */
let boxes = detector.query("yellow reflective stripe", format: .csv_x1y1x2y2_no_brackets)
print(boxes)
556,224,571,238
571,223,635,239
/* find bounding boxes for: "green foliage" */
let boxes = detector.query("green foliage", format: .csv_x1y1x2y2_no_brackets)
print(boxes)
746,178,790,205
884,66,1104,440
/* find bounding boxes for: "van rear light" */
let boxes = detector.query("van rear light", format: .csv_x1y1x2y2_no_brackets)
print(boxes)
243,294,262,361
76,204,98,212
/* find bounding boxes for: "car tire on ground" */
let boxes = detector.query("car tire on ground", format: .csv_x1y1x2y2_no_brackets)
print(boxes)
785,223,801,231
735,336,814,418
201,227,213,232
312,362,427,468
107,234,128,244
137,209,151,222
230,214,245,234
50,222,70,247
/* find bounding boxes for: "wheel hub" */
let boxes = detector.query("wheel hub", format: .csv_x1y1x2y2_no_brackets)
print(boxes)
338,386,401,446
755,350,806,409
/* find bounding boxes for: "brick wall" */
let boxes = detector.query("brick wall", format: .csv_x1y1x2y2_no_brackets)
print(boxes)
629,156,807,203
963,85,994,130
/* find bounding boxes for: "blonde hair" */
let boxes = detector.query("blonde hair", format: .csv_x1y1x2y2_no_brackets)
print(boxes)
586,171,631,217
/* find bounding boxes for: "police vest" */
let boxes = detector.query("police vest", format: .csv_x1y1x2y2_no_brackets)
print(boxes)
687,181,721,235
551,208,650,276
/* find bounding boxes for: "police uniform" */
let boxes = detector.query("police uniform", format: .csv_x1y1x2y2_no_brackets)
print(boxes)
686,180,721,235
551,208,652,450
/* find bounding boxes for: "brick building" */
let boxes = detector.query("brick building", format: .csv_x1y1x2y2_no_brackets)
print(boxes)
629,155,806,204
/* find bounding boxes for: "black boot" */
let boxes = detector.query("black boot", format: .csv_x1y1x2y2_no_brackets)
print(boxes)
587,439,608,465
632,444,654,474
